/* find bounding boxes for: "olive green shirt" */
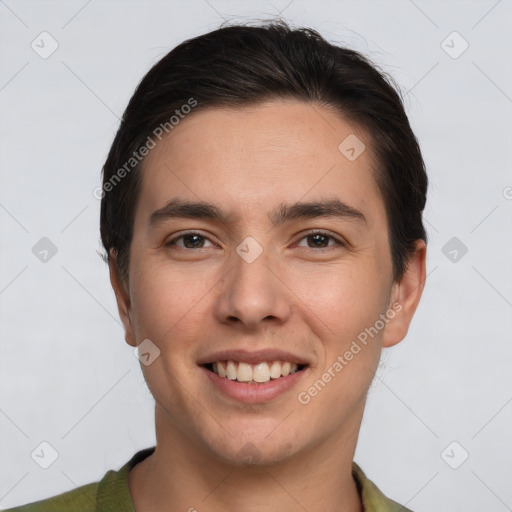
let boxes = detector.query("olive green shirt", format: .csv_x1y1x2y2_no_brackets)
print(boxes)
3,447,413,511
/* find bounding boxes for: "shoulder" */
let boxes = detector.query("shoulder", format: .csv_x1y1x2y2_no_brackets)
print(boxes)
1,482,98,512
352,462,415,512
2,447,155,512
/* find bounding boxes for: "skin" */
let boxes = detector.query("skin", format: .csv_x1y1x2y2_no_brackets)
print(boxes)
110,99,426,512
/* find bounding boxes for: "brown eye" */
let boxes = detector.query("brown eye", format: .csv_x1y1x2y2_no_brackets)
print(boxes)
166,232,213,249
297,232,343,249
307,234,329,248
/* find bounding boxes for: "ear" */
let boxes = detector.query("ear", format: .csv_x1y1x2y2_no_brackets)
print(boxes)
109,251,137,347
382,240,427,348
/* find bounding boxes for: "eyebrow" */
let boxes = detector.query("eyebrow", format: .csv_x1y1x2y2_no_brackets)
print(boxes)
148,198,367,228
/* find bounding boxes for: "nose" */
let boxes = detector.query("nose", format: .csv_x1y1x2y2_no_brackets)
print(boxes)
214,248,292,330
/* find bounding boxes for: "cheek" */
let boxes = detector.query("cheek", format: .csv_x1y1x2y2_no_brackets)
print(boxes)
289,260,389,416
128,260,214,345
127,263,215,409
293,266,385,433
289,261,389,343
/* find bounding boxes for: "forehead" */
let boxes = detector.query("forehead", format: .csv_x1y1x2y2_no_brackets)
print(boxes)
137,100,384,227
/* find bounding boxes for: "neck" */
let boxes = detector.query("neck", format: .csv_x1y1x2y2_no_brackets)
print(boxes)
129,405,363,512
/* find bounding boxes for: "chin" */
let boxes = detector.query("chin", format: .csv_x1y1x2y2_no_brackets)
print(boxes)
204,433,299,468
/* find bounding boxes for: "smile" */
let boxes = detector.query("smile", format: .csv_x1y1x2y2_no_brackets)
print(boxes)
206,360,305,384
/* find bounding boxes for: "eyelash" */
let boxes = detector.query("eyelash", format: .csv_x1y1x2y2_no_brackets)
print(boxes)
165,230,346,250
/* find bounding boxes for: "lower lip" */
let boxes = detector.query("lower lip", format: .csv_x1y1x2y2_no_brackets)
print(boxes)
201,366,307,403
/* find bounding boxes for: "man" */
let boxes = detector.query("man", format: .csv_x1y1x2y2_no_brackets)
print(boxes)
5,20,427,512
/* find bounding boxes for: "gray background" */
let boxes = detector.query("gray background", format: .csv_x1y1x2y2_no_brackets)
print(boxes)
1,0,511,510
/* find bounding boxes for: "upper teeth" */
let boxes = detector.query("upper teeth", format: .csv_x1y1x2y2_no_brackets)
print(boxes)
212,360,300,383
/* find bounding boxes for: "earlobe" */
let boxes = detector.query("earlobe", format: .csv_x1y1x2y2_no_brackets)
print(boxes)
109,251,137,347
382,240,427,348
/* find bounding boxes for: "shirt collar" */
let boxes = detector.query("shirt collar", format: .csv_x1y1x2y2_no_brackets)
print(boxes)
96,447,154,511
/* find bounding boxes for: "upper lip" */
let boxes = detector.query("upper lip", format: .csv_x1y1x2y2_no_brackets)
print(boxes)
197,349,310,366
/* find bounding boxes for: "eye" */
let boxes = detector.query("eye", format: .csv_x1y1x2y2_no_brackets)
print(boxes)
165,232,215,249
164,230,344,250
296,231,345,249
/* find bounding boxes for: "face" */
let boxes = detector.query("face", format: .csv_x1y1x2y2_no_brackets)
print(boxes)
112,100,425,466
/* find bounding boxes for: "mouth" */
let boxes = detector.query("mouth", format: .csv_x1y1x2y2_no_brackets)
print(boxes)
198,349,311,402
202,360,307,384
